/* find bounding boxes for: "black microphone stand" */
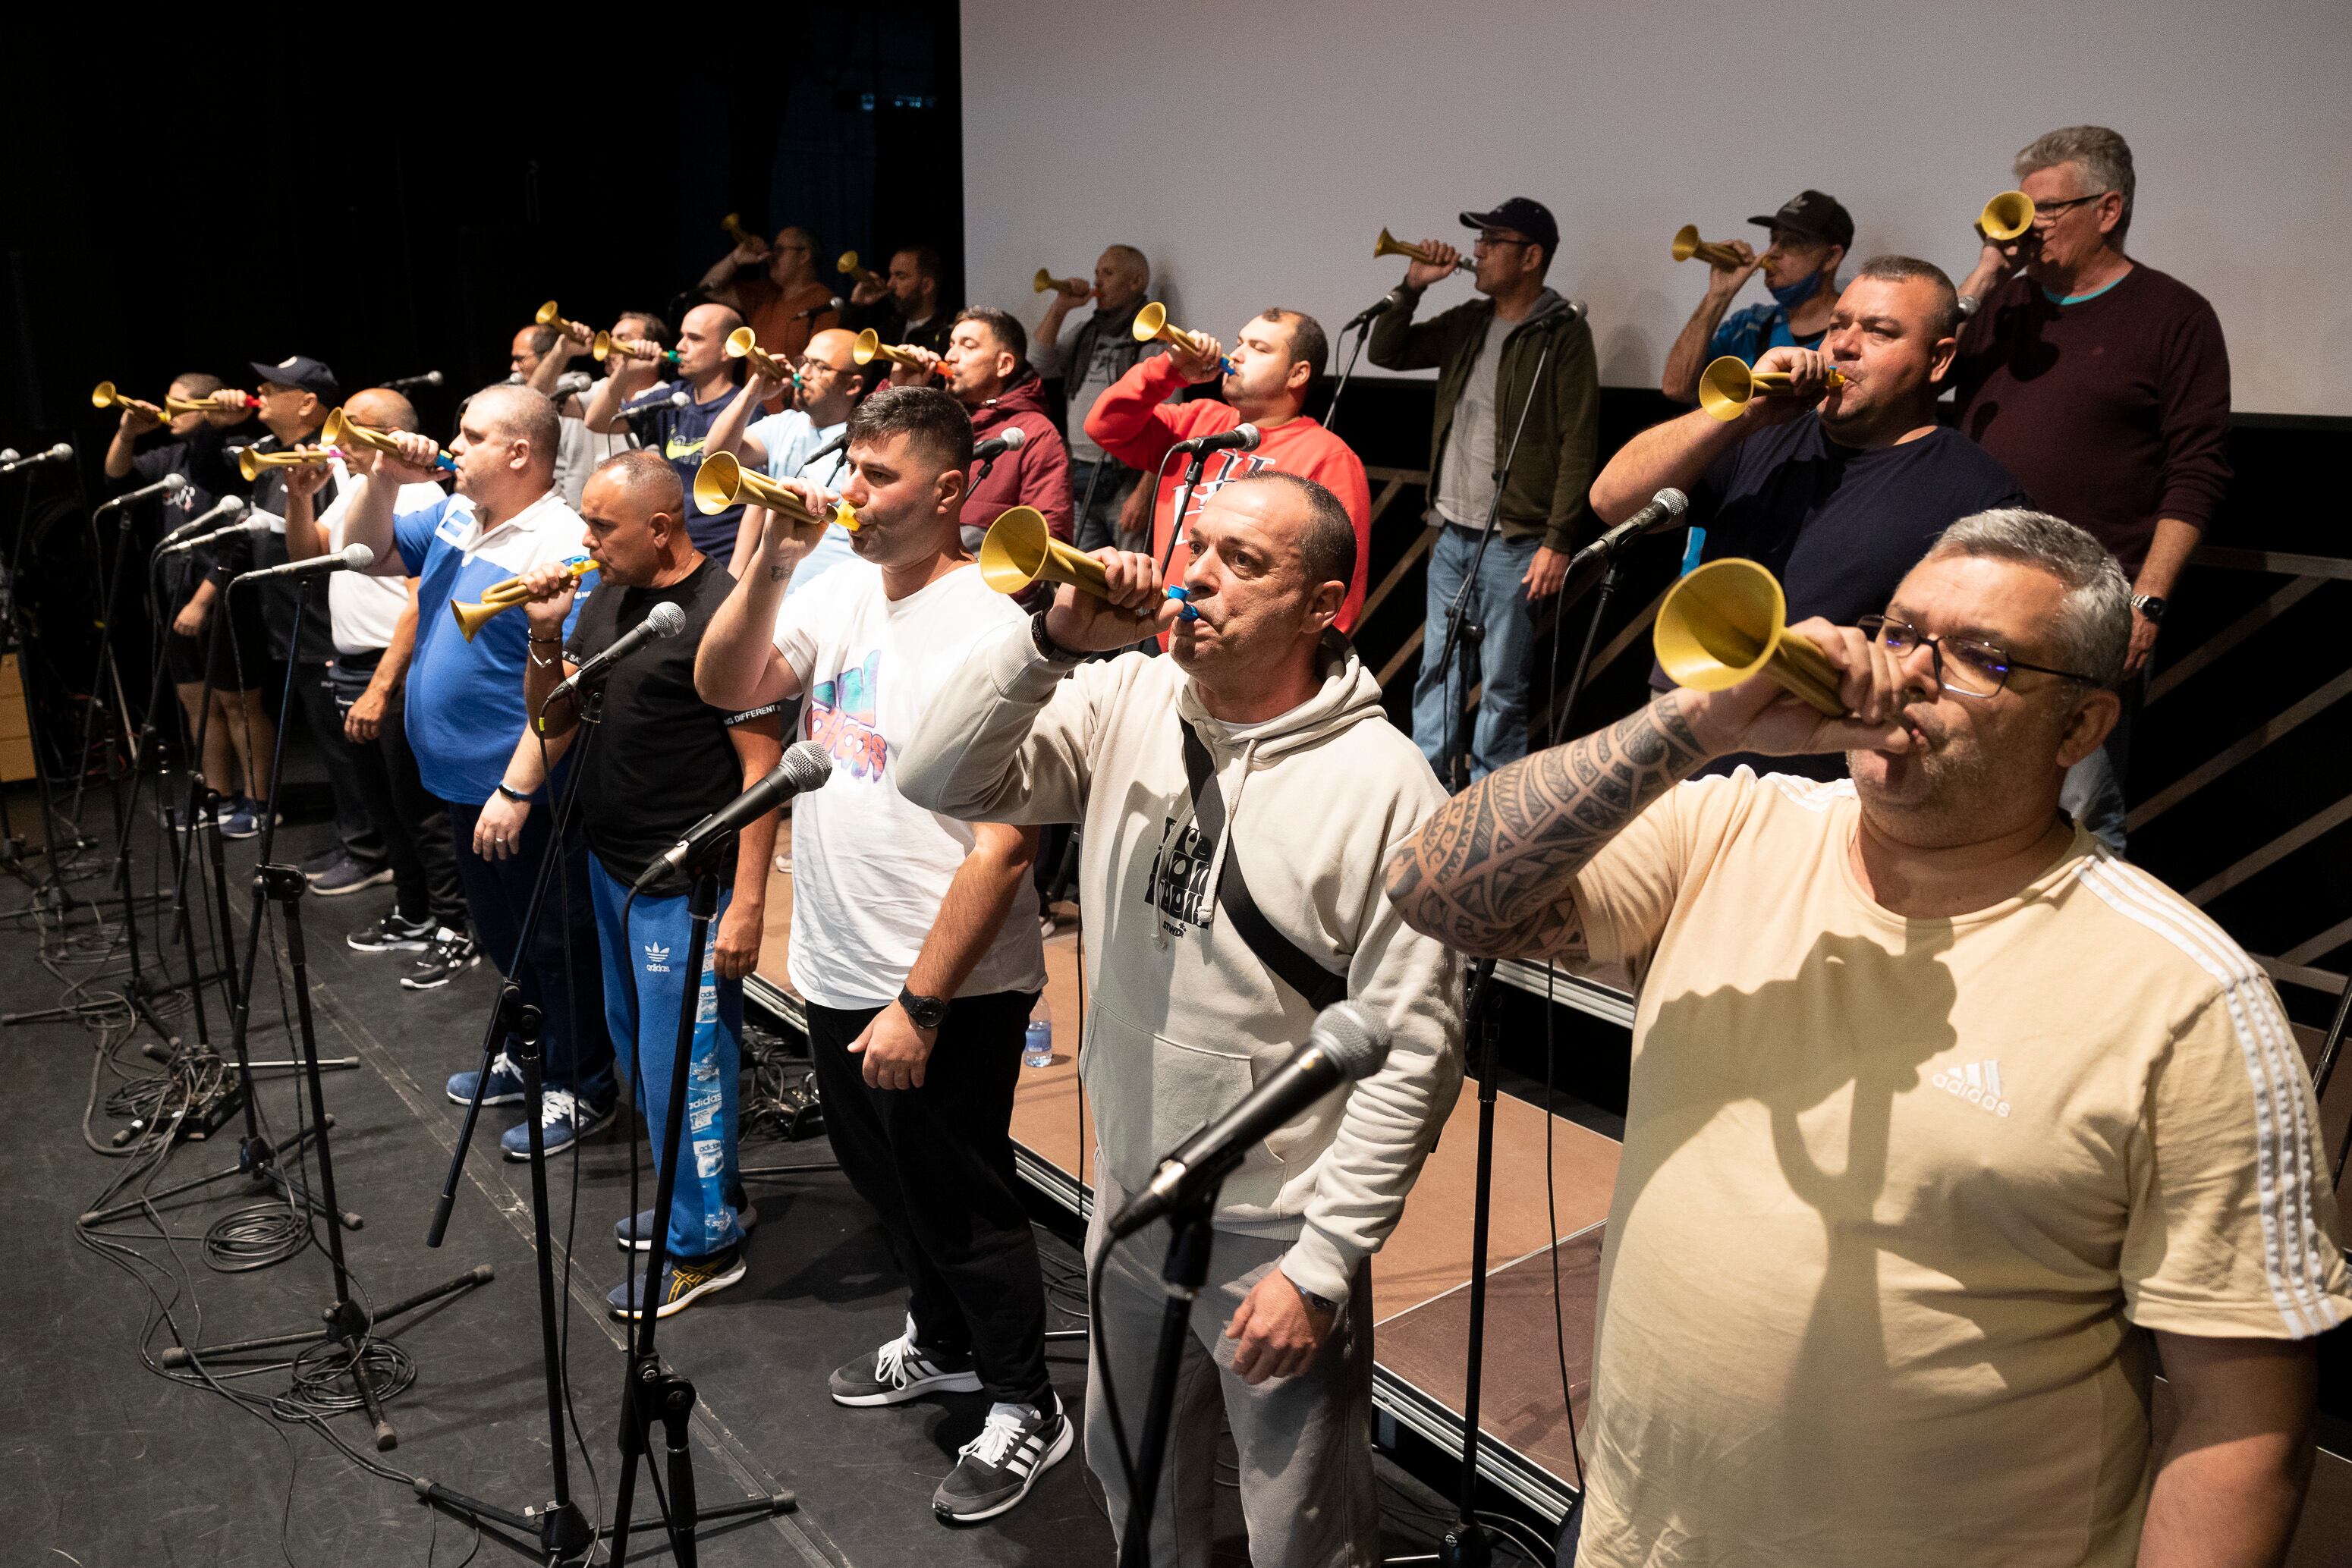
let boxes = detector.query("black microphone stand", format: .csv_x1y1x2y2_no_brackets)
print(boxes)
1112,1186,1221,1568
605,854,794,1567
1321,297,1388,439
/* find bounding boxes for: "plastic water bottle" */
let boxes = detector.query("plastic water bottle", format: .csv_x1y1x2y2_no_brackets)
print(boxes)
1023,995,1055,1069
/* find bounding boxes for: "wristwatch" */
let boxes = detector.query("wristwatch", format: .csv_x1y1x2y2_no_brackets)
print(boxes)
495,781,530,803
1030,609,1084,665
897,987,949,1030
2130,593,2168,624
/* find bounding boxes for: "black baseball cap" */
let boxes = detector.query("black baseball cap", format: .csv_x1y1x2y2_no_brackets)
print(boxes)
1747,190,1854,250
1458,197,1559,256
249,354,341,398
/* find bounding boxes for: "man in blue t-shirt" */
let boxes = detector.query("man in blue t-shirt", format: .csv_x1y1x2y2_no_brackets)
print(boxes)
338,383,618,1155
1596,256,2027,781
1662,190,1852,406
584,302,749,561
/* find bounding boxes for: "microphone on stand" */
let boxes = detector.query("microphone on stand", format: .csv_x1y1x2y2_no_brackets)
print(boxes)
795,296,846,322
615,390,690,424
1170,424,1261,458
1343,290,1404,332
633,740,834,891
544,600,684,711
157,496,251,552
384,369,445,392
549,370,593,398
1572,487,1689,567
98,471,189,514
973,426,1027,463
1,444,74,474
1108,1001,1392,1241
232,542,373,585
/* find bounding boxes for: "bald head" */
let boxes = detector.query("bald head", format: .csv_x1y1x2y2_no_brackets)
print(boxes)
800,327,866,425
347,387,418,432
467,384,558,481
580,449,695,583
587,448,687,518
679,302,745,385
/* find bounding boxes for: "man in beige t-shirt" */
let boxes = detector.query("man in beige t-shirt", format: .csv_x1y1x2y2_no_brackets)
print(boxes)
1389,509,2347,1567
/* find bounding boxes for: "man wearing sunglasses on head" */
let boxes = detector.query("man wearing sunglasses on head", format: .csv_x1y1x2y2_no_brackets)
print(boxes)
1591,256,2025,782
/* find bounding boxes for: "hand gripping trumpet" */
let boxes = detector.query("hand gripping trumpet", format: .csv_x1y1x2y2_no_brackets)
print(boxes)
977,506,1108,599
1671,225,1746,267
725,325,798,387
693,452,860,533
1695,356,1845,423
449,554,603,643
1372,229,1471,272
1653,558,1844,715
322,407,457,471
93,381,258,419
1130,302,1233,376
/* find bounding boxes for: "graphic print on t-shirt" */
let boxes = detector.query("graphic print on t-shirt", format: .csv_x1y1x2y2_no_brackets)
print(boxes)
1174,450,1277,526
1148,810,1216,933
807,652,887,780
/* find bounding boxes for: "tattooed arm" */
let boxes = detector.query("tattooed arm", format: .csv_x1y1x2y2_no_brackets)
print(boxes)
1388,623,1919,961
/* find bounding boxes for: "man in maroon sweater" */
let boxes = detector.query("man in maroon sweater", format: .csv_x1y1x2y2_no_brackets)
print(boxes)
892,306,1072,548
1954,124,2231,849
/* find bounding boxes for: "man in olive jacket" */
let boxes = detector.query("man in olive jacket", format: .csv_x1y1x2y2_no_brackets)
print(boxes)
1368,196,1599,785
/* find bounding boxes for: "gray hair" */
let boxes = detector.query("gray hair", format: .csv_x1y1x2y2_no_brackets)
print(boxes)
2014,124,2136,245
1925,508,2131,690
1851,254,1961,341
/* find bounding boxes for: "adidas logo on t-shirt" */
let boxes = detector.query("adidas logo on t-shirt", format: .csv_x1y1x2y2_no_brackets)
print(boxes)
1932,1059,2011,1117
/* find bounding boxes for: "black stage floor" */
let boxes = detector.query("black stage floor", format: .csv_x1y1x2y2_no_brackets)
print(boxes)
0,781,1497,1567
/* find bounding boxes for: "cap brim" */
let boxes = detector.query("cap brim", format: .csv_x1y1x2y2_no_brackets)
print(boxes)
1459,209,1501,231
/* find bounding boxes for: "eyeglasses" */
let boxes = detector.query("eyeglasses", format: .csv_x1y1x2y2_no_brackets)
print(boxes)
1857,615,2105,697
1473,232,1533,251
2029,191,2108,226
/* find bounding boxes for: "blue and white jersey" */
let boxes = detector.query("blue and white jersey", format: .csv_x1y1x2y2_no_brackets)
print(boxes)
397,488,595,805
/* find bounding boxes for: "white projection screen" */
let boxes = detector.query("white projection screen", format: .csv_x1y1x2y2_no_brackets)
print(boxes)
961,0,2351,417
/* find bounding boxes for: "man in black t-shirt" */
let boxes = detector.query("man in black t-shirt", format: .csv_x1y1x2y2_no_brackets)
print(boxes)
1592,256,2027,780
582,303,749,561
508,450,783,1320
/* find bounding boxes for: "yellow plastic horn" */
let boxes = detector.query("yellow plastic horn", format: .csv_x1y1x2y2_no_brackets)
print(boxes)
722,211,759,248
837,249,882,285
1980,190,2036,243
693,452,860,533
1373,228,1472,271
1653,558,1845,716
322,407,457,471
449,555,602,643
1131,300,1206,354
1671,224,1746,267
725,325,797,385
851,328,928,370
94,381,252,419
1034,268,1085,295
592,330,679,366
237,446,335,483
978,506,1108,599
534,299,589,340
1695,356,1845,423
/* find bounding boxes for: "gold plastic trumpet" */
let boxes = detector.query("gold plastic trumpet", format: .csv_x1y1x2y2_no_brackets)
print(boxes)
93,381,254,419
1979,190,2036,243
237,446,336,482
978,506,1107,599
693,452,860,533
1695,355,1846,423
851,328,929,371
722,211,760,249
1653,558,1844,716
1671,224,1746,267
592,330,681,366
450,555,602,643
1373,228,1471,272
1033,268,1086,295
536,300,591,342
725,325,797,385
837,249,884,287
322,407,457,471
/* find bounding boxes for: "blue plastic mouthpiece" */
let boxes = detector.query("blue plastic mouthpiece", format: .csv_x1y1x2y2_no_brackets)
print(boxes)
1165,585,1200,621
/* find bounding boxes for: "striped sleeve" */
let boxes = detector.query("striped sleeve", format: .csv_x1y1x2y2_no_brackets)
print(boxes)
2086,860,2352,1340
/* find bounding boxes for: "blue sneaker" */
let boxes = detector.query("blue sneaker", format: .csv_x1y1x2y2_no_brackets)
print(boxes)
615,1199,758,1252
605,1243,746,1320
217,796,278,841
445,1049,526,1107
502,1087,615,1160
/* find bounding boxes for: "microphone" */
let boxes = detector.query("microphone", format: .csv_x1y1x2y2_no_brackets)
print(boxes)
99,471,189,514
1344,289,1404,332
0,450,14,465
1170,424,1261,458
1,444,74,474
550,371,593,398
796,296,846,322
1574,487,1689,565
617,390,690,424
157,496,251,552
1108,1001,1392,1241
233,542,373,584
384,369,445,392
804,430,850,468
973,426,1027,463
545,599,684,710
633,740,834,891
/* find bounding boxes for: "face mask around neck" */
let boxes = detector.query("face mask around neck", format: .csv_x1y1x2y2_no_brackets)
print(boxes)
1769,270,1822,311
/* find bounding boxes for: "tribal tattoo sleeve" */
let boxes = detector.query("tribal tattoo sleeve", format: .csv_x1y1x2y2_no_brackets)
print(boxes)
1385,693,1710,961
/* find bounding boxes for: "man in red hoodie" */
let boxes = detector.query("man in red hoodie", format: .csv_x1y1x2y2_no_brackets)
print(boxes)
891,306,1072,548
1083,308,1372,632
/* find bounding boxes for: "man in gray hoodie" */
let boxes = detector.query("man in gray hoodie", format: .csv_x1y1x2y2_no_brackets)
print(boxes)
901,470,1466,1568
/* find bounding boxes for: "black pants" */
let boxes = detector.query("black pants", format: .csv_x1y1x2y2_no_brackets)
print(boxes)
268,657,387,866
806,989,1050,1407
444,794,615,1104
329,656,466,932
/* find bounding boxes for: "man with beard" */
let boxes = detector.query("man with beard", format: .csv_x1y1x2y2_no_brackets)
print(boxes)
1661,190,1852,404
1386,508,2348,1568
1590,256,2024,781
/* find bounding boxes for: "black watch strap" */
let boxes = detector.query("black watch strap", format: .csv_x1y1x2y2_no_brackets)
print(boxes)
897,987,948,1030
495,782,530,803
1030,609,1084,665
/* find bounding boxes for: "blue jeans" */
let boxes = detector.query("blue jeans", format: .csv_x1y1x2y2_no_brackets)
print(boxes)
1413,524,1540,784
587,857,745,1260
1068,457,1141,553
2061,673,2140,853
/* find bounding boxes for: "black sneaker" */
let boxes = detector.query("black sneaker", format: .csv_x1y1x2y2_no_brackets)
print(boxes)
614,1201,759,1252
605,1244,747,1320
401,931,480,991
829,1320,983,1406
310,853,393,896
933,1392,1072,1524
349,911,438,953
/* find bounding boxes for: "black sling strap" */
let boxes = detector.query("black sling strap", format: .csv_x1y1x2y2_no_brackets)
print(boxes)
1178,718,1348,1012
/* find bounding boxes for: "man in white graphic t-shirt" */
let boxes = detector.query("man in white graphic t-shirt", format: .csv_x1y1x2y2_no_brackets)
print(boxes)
695,385,1064,1527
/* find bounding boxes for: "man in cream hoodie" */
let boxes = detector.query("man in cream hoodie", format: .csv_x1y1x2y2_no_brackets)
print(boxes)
901,470,1464,1568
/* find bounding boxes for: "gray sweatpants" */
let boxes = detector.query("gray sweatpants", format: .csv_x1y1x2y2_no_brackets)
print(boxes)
1084,1171,1379,1568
